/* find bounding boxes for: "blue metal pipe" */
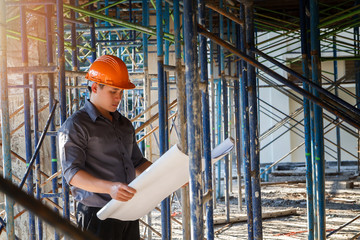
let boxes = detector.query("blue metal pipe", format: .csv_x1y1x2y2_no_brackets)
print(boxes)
197,25,360,129
253,49,360,120
184,0,204,238
234,19,243,213
239,3,253,238
57,0,70,222
242,0,262,238
333,35,341,173
20,6,36,239
156,0,170,239
216,79,222,199
32,75,43,240
89,4,97,62
142,0,149,69
209,10,217,210
45,5,60,240
70,0,79,113
70,0,78,71
299,1,314,238
310,0,325,238
354,6,360,173
220,0,230,223
198,0,214,239
163,4,171,237
0,1,14,238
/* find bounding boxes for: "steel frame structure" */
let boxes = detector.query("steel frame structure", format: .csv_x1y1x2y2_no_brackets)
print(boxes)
1,0,360,240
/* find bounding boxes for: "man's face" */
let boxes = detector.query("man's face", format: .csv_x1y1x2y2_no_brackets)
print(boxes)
96,84,124,112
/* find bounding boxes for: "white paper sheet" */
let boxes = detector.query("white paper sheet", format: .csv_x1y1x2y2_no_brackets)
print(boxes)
97,137,234,221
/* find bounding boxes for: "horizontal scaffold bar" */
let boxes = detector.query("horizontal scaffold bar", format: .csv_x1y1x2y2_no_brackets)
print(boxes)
63,3,175,42
5,0,55,7
7,66,58,75
197,24,360,129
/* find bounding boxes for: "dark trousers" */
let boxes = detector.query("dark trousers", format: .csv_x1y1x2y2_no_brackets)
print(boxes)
76,202,140,240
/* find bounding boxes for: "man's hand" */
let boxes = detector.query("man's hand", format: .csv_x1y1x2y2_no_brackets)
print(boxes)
109,183,137,202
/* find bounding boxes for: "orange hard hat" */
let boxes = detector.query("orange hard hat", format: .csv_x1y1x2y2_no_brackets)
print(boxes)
85,55,135,89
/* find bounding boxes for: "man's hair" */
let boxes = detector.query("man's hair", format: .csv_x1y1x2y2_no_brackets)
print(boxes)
87,81,104,93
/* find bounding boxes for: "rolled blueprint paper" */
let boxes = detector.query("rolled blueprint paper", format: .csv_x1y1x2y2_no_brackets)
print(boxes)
97,137,234,221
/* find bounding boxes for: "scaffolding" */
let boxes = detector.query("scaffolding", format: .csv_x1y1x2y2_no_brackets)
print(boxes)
1,0,360,240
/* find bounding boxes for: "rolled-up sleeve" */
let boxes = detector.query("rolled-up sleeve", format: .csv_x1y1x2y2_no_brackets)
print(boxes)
58,119,88,185
130,126,148,168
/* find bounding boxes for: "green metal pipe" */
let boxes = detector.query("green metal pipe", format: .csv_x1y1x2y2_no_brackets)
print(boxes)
64,3,175,41
319,4,360,28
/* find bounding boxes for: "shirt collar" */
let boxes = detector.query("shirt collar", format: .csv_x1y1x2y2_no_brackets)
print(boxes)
84,99,121,122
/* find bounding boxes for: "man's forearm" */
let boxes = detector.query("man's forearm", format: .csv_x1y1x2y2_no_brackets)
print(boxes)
69,170,112,194
135,160,152,176
70,170,137,201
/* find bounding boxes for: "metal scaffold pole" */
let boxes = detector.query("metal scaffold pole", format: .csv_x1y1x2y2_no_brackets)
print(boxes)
184,0,204,238
45,4,60,240
0,1,15,239
32,75,43,240
310,0,326,238
209,9,217,210
234,9,243,214
354,0,360,173
173,0,190,238
219,0,230,223
333,34,341,173
57,0,70,224
20,5,36,239
198,0,214,239
243,0,262,238
239,2,253,238
299,0,314,239
156,0,170,239
142,1,152,239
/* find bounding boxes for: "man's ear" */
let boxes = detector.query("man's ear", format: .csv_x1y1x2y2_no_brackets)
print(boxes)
91,82,97,93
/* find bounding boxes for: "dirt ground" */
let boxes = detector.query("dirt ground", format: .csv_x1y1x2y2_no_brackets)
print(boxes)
140,165,360,239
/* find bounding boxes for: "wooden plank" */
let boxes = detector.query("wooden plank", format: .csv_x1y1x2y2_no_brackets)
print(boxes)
213,209,297,225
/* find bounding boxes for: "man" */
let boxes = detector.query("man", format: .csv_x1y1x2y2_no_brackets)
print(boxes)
59,55,152,240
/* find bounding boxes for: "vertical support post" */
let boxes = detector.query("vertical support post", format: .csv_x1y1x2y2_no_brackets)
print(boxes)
209,9,217,210
216,79,222,198
239,3,253,238
57,0,70,224
173,0,190,239
45,4,60,240
299,0,314,239
142,1,152,239
234,23,243,213
163,3,171,237
164,1,170,152
156,0,170,239
89,4,97,62
0,1,15,239
198,0,214,239
70,0,79,113
33,75,43,240
184,0,203,239
20,6,36,239
354,2,360,172
243,0,262,238
310,0,325,238
333,35,341,173
219,0,230,223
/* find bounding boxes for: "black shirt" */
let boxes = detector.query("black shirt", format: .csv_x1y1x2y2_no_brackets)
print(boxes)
59,99,147,207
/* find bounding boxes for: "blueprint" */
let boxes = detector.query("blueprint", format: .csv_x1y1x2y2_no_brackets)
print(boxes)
97,137,234,221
